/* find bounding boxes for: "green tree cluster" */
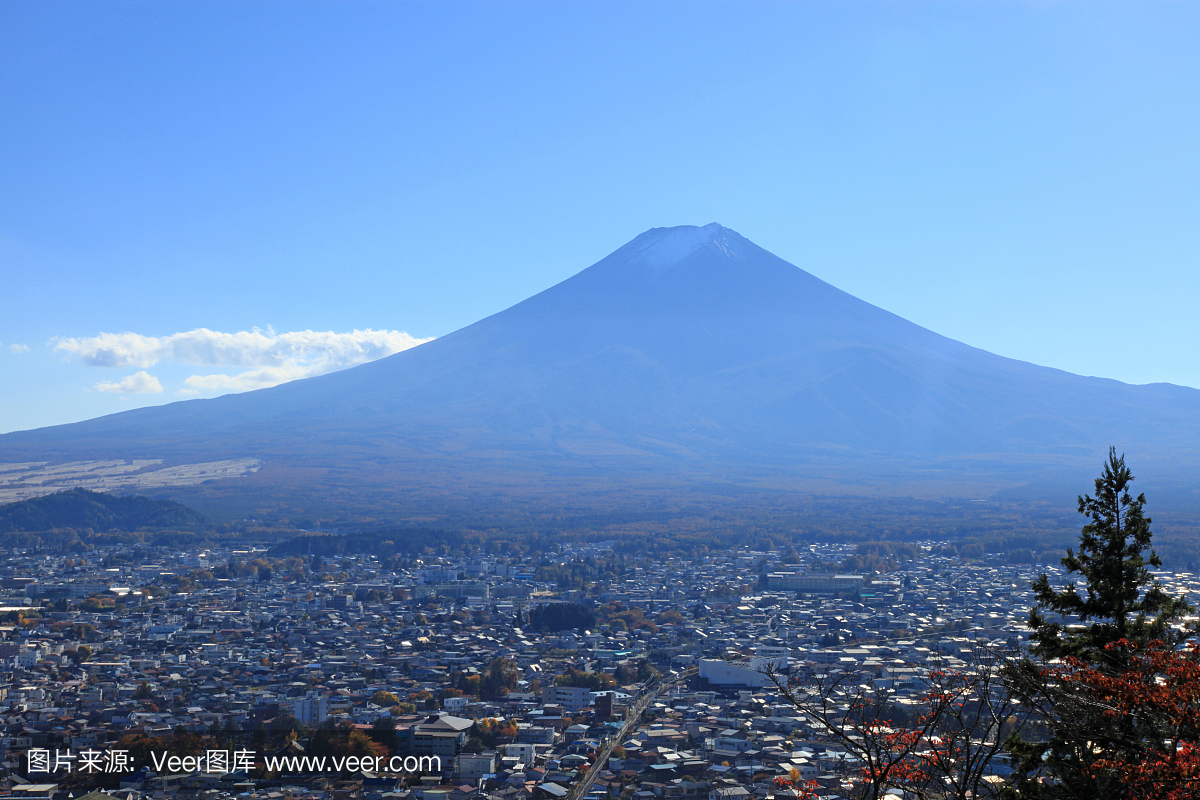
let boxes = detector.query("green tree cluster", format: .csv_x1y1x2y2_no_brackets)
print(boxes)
555,668,615,691
528,602,596,632
479,657,520,699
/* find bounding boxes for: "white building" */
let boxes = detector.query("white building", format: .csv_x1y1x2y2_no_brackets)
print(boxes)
541,685,592,712
499,742,537,766
698,656,786,688
15,645,44,669
455,752,496,782
293,691,328,725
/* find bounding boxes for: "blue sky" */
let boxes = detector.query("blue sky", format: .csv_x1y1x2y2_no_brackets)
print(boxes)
2,1,1198,433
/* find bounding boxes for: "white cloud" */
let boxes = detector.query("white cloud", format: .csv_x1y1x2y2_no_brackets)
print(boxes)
55,326,434,394
95,371,164,394
9,343,29,354
55,331,165,367
182,365,311,393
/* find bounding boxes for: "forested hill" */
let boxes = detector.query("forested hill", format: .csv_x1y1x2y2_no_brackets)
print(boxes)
0,488,205,532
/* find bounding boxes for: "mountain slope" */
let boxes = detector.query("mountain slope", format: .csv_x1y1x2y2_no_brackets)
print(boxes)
3,224,1199,500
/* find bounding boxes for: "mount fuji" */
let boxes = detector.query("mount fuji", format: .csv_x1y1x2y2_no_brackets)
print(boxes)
4,224,1199,509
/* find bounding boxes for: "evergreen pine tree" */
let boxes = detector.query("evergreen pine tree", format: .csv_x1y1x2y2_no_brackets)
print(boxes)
1027,447,1191,663
1005,449,1195,799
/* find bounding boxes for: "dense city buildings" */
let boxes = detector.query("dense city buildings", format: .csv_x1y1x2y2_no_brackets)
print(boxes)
3,541,1197,800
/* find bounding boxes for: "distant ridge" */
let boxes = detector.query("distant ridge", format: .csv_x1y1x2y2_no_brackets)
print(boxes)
3,224,1199,509
0,488,204,533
